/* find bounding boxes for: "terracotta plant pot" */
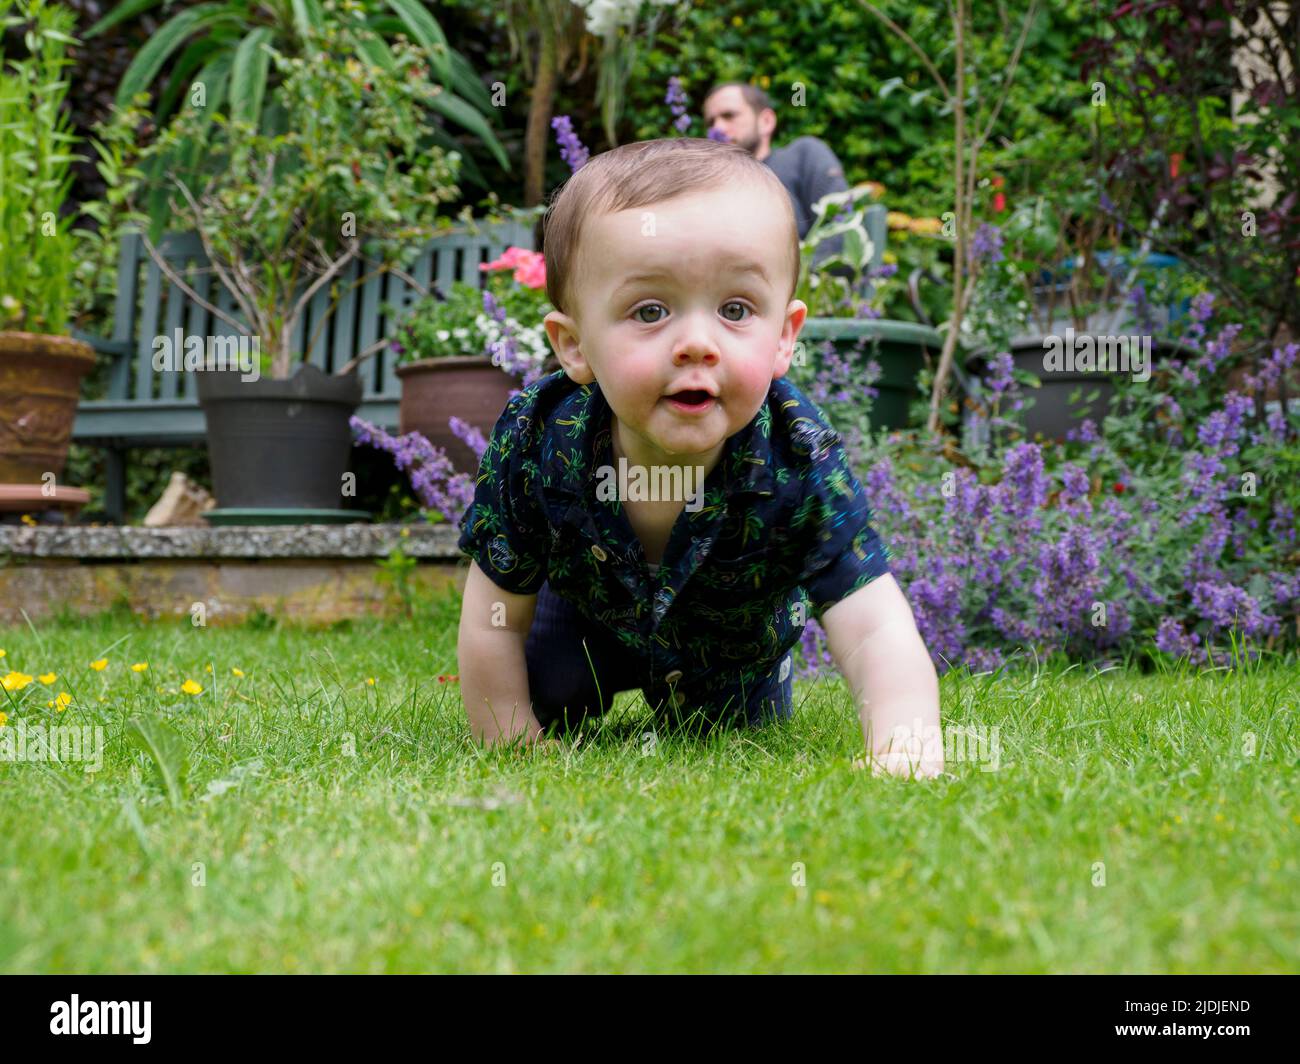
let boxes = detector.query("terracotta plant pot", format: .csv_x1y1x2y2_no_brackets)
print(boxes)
396,355,546,475
0,330,96,483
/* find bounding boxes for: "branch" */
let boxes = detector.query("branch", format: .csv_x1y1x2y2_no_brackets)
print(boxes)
168,175,266,336
284,236,360,347
973,0,1040,151
242,151,277,224
857,1,952,102
335,331,398,377
138,231,250,336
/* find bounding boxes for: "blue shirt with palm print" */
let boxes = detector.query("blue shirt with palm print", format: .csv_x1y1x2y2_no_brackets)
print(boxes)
457,369,892,717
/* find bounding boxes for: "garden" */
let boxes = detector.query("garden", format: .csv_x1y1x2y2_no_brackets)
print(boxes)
0,0,1297,977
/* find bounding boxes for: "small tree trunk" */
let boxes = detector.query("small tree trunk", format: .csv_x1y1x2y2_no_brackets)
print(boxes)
928,0,966,436
523,15,559,208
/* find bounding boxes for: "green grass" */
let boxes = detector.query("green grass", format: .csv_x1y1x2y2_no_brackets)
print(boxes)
1,590,1296,973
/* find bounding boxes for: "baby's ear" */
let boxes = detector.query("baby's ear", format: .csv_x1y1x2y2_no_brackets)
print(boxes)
544,311,595,384
774,299,809,377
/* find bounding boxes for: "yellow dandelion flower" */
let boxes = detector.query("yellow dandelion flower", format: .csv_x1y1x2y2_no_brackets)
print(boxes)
90,658,108,671
2,671,33,691
366,677,376,686
181,679,203,696
131,662,148,673
231,667,245,678
0,711,6,727
38,672,56,684
205,664,213,673
54,692,71,711
0,648,6,657
20,513,36,527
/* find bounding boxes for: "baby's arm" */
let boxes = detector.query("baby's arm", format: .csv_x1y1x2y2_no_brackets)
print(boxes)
457,560,546,749
819,573,943,779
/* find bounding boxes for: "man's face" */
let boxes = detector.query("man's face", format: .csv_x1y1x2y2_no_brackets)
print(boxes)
702,87,768,155
543,183,806,468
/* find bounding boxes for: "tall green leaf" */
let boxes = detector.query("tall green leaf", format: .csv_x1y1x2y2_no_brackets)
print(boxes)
125,717,191,809
383,0,451,86
83,0,167,38
113,4,243,109
229,26,273,129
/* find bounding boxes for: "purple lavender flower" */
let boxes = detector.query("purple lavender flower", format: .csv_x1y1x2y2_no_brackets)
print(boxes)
706,127,729,143
666,76,692,135
551,115,589,172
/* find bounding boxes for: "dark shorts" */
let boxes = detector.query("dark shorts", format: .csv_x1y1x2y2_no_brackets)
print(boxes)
524,579,794,737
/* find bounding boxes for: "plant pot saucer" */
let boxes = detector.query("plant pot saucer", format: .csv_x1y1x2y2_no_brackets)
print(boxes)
202,508,372,526
0,482,91,513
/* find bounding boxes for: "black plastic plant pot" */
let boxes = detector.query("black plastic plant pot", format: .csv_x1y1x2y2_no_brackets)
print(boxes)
196,363,363,511
964,334,1193,443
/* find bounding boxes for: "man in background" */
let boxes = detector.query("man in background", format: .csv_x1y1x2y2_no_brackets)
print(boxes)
702,82,851,254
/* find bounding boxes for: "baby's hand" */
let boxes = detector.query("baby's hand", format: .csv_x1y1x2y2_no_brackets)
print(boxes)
851,739,945,780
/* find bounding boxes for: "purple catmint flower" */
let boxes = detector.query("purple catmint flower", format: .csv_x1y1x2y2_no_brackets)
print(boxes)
971,222,1004,264
350,416,477,524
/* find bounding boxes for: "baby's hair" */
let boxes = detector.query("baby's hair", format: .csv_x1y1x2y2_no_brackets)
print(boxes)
541,137,800,317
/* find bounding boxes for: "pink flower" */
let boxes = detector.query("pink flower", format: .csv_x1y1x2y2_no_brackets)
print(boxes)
481,246,547,290
514,254,547,289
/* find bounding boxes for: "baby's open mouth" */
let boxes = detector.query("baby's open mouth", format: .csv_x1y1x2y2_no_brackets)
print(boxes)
664,389,716,411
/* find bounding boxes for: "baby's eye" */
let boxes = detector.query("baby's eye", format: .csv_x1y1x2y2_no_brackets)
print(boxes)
633,303,667,324
721,301,751,322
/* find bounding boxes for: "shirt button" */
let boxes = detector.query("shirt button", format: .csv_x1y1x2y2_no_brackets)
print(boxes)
664,669,683,684
590,544,607,562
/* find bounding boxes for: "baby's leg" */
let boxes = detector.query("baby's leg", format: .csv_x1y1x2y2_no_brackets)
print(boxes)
524,580,638,735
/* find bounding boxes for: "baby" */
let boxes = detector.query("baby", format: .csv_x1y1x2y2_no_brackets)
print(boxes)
456,137,941,778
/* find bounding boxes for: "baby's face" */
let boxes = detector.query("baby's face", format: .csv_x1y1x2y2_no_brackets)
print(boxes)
544,182,806,464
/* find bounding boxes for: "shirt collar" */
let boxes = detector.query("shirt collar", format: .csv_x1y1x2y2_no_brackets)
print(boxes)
544,379,776,504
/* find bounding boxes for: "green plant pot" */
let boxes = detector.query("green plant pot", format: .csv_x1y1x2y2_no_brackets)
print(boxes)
796,318,942,430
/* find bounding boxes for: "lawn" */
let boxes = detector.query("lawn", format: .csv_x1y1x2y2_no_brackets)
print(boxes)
1,588,1296,974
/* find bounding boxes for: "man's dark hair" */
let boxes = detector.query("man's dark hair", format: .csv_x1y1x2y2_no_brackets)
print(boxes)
704,81,775,117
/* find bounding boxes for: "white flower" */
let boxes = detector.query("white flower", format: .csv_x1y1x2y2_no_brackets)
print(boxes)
436,330,451,342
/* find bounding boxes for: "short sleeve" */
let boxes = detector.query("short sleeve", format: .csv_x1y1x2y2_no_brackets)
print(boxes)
792,427,891,620
456,389,548,595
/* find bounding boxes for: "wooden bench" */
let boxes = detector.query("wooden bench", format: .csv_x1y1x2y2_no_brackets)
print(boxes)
71,219,536,523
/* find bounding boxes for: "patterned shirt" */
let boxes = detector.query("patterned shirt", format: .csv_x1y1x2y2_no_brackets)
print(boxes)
457,370,892,715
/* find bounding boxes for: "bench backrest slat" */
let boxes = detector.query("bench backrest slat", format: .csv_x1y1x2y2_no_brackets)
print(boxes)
99,222,534,405
181,263,212,401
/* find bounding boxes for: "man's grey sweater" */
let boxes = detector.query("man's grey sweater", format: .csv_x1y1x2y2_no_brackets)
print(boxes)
763,135,850,267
